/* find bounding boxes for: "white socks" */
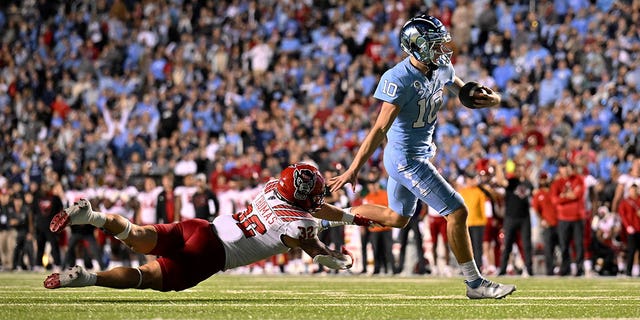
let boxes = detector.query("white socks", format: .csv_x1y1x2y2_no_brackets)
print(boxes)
461,261,482,283
87,272,98,286
80,209,131,241
87,212,106,228
82,207,129,240
70,209,106,228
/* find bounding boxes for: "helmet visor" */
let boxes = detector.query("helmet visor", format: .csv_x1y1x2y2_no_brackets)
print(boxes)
413,32,452,66
430,40,453,66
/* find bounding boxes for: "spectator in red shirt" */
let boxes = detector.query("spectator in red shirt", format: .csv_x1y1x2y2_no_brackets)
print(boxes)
551,160,587,276
531,171,559,275
51,94,71,120
617,184,640,277
208,161,229,194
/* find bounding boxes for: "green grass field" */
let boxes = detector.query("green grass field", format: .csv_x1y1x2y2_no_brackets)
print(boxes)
1,272,639,320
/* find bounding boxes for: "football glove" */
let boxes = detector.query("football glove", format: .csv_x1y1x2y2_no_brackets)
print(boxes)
313,246,354,270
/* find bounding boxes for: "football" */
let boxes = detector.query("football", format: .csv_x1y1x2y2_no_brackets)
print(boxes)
458,81,488,109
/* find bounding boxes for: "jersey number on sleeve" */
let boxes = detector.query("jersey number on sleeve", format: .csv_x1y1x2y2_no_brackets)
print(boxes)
297,226,315,240
381,80,398,97
232,204,267,238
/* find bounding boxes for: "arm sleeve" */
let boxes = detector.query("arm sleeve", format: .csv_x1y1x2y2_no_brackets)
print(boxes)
373,71,406,106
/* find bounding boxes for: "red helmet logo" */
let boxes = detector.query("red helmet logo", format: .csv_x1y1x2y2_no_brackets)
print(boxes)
277,163,325,211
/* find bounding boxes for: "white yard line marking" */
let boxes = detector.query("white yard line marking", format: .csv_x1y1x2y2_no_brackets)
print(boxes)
1,302,639,307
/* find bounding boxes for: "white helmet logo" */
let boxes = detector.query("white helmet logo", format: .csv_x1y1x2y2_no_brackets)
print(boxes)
293,169,315,200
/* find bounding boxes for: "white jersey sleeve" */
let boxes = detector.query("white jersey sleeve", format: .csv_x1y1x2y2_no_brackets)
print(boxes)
137,187,163,225
617,174,640,198
217,189,235,216
212,180,319,270
174,186,197,219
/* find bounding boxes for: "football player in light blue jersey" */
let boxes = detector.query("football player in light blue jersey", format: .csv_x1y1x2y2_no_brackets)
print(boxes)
328,14,516,299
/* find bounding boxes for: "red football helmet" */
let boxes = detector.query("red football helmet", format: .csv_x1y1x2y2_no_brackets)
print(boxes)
277,163,326,211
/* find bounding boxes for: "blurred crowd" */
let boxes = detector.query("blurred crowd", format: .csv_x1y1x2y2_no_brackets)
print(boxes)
0,0,639,276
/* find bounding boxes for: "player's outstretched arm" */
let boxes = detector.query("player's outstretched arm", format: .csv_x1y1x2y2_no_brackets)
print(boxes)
313,203,378,225
312,203,349,221
351,204,407,228
303,238,354,270
313,203,406,229
282,235,353,270
328,102,400,193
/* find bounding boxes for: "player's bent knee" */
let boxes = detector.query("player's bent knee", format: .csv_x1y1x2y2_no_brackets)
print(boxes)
139,262,163,291
126,226,158,254
445,206,468,224
130,225,154,237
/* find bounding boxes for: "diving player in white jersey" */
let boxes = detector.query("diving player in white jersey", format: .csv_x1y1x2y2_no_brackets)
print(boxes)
43,163,388,292
328,14,515,299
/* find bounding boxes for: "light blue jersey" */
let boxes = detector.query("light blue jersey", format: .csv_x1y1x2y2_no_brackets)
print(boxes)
374,57,454,156
374,58,464,217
